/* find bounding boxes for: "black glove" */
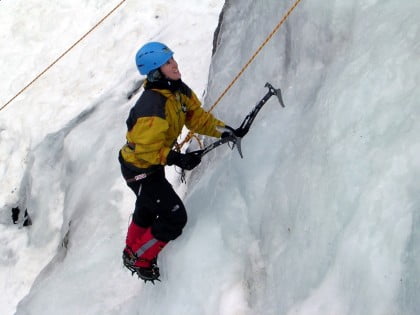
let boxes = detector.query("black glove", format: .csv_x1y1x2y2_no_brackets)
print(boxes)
167,150,202,170
221,125,248,139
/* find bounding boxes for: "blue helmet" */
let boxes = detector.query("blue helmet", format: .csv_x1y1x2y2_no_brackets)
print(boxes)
135,42,174,75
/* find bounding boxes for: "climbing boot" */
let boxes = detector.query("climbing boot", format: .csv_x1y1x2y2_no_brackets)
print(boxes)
122,228,167,283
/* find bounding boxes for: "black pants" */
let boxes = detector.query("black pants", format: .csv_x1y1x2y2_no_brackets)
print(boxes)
120,160,187,243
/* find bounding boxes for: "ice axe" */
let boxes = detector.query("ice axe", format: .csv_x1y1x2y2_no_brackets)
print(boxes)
195,82,285,158
236,82,285,138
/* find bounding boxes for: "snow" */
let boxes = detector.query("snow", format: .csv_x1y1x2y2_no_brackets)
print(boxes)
1,0,419,314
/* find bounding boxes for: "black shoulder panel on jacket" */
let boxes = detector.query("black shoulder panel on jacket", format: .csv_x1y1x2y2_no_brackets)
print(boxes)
126,90,167,131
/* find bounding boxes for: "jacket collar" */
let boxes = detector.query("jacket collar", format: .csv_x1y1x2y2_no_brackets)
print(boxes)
144,78,182,92
144,79,192,98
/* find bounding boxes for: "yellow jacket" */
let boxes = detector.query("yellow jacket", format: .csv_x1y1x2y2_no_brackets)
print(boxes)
120,83,225,170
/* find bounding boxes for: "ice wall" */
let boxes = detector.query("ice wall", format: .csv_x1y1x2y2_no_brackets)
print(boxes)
203,0,419,314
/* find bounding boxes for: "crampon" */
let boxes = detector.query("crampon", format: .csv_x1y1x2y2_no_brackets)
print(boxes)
123,248,161,284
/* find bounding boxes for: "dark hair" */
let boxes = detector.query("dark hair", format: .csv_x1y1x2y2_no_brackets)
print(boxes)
147,69,163,82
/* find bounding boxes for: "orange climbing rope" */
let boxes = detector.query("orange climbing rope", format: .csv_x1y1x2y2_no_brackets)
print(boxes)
0,0,127,112
177,0,303,150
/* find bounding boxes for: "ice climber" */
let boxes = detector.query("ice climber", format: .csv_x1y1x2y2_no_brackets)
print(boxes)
119,42,241,282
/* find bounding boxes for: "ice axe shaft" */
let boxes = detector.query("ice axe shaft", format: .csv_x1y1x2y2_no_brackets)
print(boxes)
197,134,243,158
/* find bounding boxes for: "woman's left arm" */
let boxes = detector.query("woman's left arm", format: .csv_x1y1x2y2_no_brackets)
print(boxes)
184,91,225,138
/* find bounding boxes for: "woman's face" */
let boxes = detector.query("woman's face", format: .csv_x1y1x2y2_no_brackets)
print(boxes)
160,57,181,80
